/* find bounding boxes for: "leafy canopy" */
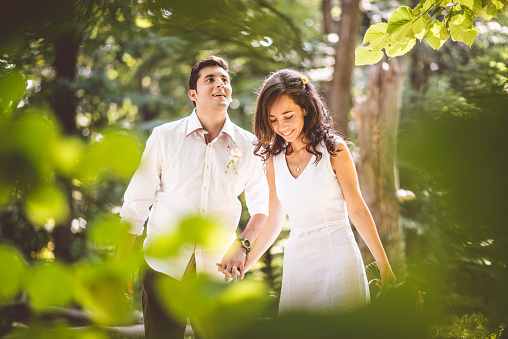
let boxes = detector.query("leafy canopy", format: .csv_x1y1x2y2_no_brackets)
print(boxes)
355,0,507,65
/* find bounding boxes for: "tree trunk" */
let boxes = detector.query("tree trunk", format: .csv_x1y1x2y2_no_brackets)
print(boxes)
329,0,361,137
322,0,334,35
353,58,406,271
51,4,82,263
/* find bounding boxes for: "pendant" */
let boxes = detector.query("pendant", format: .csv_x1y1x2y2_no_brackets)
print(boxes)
296,165,300,172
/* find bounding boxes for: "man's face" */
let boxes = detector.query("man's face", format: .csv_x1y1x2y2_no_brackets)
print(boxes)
188,66,232,111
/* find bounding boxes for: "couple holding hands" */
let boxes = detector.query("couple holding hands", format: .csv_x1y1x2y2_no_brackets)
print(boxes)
118,56,396,338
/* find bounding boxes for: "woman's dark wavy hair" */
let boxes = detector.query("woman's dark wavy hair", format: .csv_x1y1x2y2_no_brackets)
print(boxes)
253,69,340,163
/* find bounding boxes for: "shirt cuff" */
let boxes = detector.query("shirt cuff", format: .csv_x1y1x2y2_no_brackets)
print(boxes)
120,217,145,235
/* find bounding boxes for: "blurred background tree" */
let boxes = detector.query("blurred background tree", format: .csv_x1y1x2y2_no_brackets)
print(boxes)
0,0,507,337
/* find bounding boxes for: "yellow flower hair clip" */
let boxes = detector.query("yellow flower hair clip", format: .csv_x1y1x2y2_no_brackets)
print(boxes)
301,76,308,85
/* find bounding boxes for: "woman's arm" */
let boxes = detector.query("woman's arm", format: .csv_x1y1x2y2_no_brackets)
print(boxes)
330,140,396,291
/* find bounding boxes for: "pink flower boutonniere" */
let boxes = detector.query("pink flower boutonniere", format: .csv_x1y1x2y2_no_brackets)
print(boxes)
225,146,243,174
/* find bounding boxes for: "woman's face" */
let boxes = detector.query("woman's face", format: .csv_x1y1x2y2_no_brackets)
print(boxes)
268,94,306,144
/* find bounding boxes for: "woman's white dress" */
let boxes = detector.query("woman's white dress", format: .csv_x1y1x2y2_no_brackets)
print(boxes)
273,143,370,313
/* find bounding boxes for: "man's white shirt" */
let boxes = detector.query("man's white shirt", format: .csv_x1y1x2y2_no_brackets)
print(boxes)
120,110,269,280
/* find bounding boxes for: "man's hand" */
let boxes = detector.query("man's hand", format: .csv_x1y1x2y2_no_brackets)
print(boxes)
218,240,247,282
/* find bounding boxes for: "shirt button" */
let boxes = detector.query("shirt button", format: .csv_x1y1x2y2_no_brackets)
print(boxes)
206,165,209,169
204,187,207,190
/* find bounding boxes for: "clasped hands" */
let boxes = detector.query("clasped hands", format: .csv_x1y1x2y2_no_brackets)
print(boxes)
216,240,252,282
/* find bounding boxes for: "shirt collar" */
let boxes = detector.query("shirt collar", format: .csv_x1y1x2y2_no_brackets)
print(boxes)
186,109,237,144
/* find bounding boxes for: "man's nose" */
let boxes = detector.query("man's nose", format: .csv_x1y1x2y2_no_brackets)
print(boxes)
216,78,225,87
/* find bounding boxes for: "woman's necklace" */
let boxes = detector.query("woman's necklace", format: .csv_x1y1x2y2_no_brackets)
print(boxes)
293,149,303,172
290,143,307,173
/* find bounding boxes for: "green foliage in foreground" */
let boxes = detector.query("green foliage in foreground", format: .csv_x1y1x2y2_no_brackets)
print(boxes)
356,0,507,65
430,313,506,338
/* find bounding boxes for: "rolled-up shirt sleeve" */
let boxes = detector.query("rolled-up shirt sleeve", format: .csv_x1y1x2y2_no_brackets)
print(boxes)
120,127,162,235
244,152,269,217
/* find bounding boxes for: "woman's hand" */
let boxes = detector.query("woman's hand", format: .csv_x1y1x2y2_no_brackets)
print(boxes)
379,264,397,293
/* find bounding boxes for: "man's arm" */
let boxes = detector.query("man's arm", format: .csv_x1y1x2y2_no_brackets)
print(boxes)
219,213,267,281
116,127,162,291
219,142,270,281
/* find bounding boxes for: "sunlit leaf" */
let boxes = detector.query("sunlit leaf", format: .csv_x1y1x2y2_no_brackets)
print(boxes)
355,47,384,66
472,0,483,16
385,37,416,57
0,246,26,300
362,23,389,51
387,7,415,40
460,0,474,10
424,20,450,50
419,0,434,13
449,25,479,46
448,8,473,28
25,184,70,225
135,17,153,28
27,262,74,311
486,1,501,18
412,14,430,40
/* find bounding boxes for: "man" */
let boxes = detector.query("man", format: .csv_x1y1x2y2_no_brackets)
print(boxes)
117,56,268,338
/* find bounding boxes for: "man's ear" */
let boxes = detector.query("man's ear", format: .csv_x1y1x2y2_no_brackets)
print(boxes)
188,89,197,102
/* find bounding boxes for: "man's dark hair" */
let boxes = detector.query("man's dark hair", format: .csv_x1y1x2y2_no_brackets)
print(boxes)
188,56,229,91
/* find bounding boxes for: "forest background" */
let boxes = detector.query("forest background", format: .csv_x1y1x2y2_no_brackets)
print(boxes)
0,0,507,338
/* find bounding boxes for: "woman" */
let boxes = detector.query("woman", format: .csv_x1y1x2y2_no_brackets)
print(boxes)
222,69,396,313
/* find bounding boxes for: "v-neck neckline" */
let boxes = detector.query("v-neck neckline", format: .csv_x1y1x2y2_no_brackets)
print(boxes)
284,152,315,180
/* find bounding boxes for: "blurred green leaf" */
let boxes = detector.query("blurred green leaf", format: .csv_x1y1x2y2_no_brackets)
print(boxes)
144,233,182,258
0,69,26,114
0,246,26,300
74,261,133,325
8,323,108,339
26,262,74,311
145,215,229,258
157,274,269,338
79,129,142,182
51,136,85,176
88,213,129,246
178,215,228,248
25,183,70,225
8,112,58,178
